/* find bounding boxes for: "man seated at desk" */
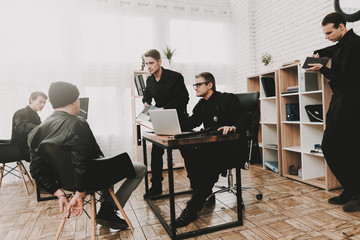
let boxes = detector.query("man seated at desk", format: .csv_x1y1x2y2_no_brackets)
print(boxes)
176,72,250,227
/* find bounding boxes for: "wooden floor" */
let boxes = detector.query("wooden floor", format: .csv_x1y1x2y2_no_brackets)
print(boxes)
1,167,360,240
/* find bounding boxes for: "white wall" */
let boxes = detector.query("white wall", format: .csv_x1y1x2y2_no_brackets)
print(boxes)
230,0,360,92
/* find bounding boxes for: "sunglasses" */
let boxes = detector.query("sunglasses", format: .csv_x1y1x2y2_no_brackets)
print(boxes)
193,82,209,89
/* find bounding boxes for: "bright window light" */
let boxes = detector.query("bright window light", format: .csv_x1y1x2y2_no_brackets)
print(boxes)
81,14,153,62
0,5,63,63
169,20,227,63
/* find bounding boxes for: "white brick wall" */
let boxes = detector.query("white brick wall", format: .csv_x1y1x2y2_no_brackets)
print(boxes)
230,0,360,92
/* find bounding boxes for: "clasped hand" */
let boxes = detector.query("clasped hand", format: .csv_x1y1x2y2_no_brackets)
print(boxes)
59,195,84,219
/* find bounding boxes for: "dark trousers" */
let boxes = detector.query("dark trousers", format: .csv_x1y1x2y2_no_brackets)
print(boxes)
150,144,164,184
322,92,360,197
180,142,242,212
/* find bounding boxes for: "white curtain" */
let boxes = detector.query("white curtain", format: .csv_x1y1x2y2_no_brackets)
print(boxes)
0,0,233,162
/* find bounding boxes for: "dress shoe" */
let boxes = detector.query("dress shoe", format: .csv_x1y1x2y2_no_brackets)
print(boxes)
328,192,352,205
173,207,198,228
343,196,360,212
96,203,128,230
146,183,162,197
204,194,216,207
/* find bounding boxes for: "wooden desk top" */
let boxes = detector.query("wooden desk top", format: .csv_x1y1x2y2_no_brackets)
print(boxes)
142,131,240,148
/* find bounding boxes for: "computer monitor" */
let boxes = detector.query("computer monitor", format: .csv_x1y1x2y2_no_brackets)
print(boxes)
79,97,89,120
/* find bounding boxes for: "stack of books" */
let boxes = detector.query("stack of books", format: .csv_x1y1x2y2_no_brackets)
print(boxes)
282,86,298,94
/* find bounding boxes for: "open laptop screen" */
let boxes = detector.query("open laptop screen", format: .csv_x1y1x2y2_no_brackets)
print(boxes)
149,109,182,135
79,97,89,120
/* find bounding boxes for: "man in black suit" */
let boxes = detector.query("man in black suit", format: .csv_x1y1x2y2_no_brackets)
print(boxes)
142,49,189,196
306,12,360,212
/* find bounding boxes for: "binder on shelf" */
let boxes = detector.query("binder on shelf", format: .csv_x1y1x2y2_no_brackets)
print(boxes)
286,103,300,121
261,77,275,97
134,74,146,96
264,161,279,173
304,72,320,91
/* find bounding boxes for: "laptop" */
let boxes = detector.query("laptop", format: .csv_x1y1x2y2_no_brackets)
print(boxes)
79,97,89,120
149,109,182,135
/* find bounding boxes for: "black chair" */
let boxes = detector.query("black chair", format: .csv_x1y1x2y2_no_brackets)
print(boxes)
211,91,263,203
0,140,34,195
40,144,134,240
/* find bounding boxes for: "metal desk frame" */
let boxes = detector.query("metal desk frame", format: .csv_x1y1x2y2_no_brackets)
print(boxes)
142,133,243,240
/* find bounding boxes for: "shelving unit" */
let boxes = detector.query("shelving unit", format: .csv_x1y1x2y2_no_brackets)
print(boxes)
131,70,151,163
278,63,340,190
247,70,282,175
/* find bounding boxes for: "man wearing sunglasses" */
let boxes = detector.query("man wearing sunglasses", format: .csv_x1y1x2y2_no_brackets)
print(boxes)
176,72,249,227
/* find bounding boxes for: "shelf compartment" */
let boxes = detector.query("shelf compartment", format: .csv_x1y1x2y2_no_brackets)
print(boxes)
262,124,278,146
281,123,300,148
279,64,299,94
301,124,323,153
281,95,299,122
261,98,277,123
247,75,260,93
300,92,323,123
302,71,322,92
302,153,325,181
282,150,301,176
263,148,279,174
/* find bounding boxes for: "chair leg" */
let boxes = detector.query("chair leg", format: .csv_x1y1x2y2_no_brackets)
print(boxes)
17,162,29,195
55,217,67,240
19,161,34,187
90,193,96,240
0,163,4,187
108,188,134,232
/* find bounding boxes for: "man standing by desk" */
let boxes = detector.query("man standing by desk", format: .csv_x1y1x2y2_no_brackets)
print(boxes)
142,49,189,196
175,72,249,227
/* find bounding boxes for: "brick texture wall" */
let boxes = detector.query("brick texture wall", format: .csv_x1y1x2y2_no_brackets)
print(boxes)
230,0,360,92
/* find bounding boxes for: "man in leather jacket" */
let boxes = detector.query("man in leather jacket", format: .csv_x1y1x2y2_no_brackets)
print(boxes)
306,12,360,213
11,91,47,162
174,72,250,227
28,81,146,229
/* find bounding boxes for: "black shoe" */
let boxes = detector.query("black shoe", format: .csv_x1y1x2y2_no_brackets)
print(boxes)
173,207,198,228
204,194,215,207
146,184,163,197
328,192,352,205
343,196,360,212
96,204,128,230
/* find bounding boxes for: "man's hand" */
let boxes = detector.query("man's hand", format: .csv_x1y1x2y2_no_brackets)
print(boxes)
63,192,85,219
217,126,236,135
144,102,149,107
306,63,323,72
58,195,69,214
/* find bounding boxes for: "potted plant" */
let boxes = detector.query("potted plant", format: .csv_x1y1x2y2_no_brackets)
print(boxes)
261,53,272,66
163,45,176,66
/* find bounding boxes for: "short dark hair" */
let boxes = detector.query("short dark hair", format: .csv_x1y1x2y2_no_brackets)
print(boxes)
144,49,161,61
322,12,346,28
29,91,47,104
195,72,216,91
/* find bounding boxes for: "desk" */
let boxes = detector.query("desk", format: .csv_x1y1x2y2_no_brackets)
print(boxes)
142,132,243,240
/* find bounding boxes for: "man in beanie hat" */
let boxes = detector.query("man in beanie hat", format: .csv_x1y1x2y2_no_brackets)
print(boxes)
11,91,47,162
28,81,146,230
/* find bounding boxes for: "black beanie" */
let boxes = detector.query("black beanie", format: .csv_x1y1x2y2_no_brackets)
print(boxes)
48,81,80,108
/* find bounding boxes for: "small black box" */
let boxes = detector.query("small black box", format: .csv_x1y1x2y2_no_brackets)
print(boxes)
286,103,300,121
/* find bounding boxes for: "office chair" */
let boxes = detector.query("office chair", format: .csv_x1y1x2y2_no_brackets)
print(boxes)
210,91,263,203
41,144,134,240
0,140,34,195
